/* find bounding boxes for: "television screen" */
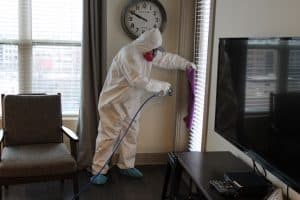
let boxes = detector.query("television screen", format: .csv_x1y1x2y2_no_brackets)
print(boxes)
215,37,300,192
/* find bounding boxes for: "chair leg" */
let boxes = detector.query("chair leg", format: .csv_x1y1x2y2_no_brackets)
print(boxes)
73,173,79,200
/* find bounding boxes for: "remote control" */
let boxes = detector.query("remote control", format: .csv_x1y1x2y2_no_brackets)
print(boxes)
209,180,239,197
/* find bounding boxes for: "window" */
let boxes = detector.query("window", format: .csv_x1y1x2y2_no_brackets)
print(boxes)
189,0,213,151
0,0,82,116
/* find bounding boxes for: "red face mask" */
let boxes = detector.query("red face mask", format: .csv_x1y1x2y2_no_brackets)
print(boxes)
143,50,155,62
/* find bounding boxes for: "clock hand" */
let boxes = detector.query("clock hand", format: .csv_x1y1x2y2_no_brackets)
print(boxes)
130,11,148,22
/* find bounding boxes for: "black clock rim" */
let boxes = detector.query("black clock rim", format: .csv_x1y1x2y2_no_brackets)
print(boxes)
121,0,167,40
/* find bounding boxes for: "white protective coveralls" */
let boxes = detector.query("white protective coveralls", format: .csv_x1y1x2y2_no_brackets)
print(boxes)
92,28,194,175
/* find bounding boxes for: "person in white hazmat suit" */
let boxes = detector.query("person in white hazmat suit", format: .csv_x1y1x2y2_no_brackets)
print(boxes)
91,28,196,184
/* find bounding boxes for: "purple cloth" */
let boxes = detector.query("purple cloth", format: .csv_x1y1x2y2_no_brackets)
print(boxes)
184,68,196,131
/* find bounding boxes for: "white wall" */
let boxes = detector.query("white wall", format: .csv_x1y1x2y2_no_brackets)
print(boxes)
107,0,183,153
206,0,300,199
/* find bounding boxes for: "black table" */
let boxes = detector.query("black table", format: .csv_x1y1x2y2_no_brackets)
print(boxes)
163,151,271,200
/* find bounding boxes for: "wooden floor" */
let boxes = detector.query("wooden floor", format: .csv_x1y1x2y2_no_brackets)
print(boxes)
1,165,173,200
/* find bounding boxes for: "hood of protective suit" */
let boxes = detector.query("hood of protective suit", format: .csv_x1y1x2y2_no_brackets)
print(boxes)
133,28,162,53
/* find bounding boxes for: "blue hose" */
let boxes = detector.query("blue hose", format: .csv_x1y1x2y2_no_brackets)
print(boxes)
71,91,169,200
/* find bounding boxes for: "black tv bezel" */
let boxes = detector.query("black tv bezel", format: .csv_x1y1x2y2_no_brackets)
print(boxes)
215,37,300,193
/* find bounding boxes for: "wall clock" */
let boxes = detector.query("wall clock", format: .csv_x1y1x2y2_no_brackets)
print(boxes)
121,0,167,39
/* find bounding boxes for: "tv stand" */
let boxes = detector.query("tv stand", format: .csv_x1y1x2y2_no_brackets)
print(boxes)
162,151,272,200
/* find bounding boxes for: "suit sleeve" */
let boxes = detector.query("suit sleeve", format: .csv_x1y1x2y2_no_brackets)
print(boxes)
120,62,167,93
152,51,192,70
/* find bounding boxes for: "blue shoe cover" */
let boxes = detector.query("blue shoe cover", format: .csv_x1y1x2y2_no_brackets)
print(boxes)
119,168,143,178
90,174,108,185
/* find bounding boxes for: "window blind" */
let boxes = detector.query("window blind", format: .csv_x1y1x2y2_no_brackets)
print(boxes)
189,0,212,151
0,0,82,115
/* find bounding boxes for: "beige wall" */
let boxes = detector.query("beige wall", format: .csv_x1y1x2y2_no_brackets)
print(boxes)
206,0,300,199
107,0,185,153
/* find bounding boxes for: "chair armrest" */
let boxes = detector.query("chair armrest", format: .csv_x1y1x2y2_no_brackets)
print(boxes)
62,126,79,141
62,126,79,160
0,129,4,143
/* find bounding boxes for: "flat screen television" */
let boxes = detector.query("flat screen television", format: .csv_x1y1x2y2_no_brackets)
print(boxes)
215,37,300,192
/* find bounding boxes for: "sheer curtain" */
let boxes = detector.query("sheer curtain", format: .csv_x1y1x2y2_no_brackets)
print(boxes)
76,0,107,169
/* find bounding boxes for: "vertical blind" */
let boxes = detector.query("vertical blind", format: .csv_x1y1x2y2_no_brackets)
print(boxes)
189,0,212,151
0,0,82,115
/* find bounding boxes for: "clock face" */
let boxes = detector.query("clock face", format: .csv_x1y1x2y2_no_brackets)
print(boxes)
122,0,166,39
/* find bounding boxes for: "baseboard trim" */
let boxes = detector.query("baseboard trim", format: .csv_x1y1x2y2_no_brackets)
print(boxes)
111,153,168,166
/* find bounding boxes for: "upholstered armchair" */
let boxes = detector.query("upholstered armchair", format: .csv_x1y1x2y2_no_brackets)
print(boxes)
0,94,79,199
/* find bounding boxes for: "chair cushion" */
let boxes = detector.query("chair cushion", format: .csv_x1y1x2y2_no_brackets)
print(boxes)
0,143,77,177
3,94,63,146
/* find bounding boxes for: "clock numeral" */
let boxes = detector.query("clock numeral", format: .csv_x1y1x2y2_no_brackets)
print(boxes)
150,5,152,10
131,23,134,28
153,11,157,16
142,30,145,34
136,5,140,10
156,17,159,22
136,27,139,32
128,16,133,21
154,24,157,28
143,3,147,8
